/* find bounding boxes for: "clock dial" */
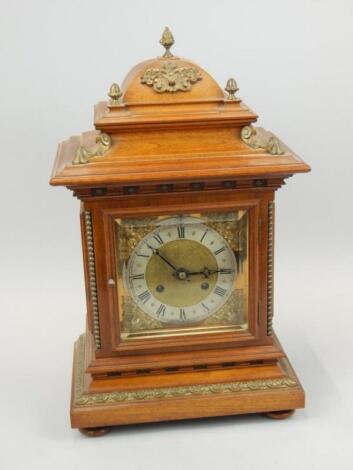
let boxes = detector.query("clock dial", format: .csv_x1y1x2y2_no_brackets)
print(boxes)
126,216,237,324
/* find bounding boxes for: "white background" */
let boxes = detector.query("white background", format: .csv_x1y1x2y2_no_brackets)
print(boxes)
1,0,353,469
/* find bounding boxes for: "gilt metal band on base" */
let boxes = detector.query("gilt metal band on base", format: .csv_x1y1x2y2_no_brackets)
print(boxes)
73,334,298,407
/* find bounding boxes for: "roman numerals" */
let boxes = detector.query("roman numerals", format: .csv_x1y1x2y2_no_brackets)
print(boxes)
214,286,227,297
156,304,166,317
179,308,186,320
214,246,225,256
144,241,155,252
138,290,151,304
219,268,234,274
200,229,208,242
130,273,145,280
177,225,185,238
153,233,164,245
127,218,237,323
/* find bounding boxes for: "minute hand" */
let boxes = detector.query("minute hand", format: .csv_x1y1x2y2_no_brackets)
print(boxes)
156,251,178,271
146,244,178,271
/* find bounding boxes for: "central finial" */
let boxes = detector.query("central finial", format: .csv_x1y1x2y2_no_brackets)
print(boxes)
160,27,174,58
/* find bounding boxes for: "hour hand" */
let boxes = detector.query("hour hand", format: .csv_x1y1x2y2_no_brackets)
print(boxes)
188,267,234,277
209,268,234,275
187,267,211,277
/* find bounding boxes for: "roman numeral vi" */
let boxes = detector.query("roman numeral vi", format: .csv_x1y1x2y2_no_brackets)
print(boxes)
180,308,186,320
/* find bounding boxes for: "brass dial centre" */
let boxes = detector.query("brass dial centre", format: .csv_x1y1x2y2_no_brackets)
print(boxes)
146,240,218,308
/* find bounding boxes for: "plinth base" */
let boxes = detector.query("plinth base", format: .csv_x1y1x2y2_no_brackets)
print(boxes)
71,335,304,433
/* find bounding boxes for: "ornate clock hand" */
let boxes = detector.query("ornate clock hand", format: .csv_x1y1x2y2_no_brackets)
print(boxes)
156,251,178,271
208,268,234,274
145,243,178,272
187,267,211,277
188,267,235,277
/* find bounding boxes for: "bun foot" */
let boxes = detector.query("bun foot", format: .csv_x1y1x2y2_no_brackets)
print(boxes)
79,426,111,437
265,409,295,420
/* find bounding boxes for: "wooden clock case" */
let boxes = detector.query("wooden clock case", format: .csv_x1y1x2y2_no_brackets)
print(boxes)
50,31,310,435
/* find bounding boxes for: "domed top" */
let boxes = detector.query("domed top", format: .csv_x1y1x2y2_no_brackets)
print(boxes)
120,27,224,106
94,27,258,132
51,26,311,188
121,56,224,105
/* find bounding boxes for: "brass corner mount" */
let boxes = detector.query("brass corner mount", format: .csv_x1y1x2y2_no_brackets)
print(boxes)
241,126,284,155
72,133,112,165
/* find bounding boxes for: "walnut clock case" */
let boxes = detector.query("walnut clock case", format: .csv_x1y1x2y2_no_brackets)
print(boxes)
50,28,310,436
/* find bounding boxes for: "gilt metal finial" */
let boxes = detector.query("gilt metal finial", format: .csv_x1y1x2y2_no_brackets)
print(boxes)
160,27,174,58
225,78,239,101
108,83,122,105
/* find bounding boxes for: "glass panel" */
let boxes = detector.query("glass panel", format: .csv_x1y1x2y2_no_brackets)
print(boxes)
114,211,249,341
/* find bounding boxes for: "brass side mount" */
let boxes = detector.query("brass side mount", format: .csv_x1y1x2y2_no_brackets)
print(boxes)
72,133,112,165
241,126,284,155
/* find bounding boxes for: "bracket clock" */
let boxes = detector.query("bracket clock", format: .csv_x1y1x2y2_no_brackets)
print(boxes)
50,28,310,436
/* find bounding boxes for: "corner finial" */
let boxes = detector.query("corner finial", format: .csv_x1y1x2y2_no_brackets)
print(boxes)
108,83,122,105
225,78,240,101
160,27,174,58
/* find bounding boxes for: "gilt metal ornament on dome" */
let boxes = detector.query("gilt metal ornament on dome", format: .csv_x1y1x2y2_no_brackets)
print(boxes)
141,27,202,93
141,61,202,93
